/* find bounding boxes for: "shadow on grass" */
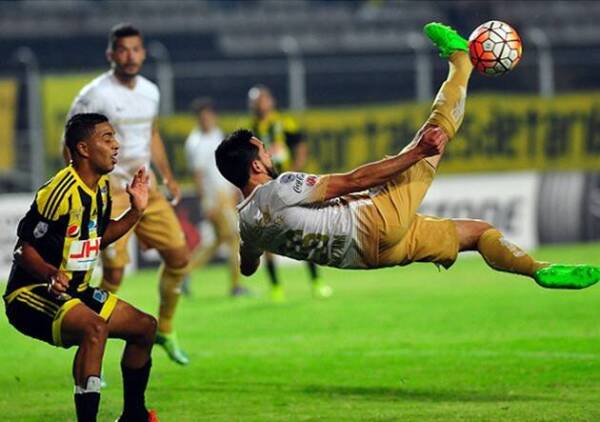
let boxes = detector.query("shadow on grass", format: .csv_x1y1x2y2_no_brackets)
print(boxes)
301,385,547,403
185,381,549,403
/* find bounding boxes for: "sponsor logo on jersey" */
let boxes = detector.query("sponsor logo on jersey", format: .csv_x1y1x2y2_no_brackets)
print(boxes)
70,209,82,221
306,176,318,187
67,224,80,237
33,222,48,239
66,237,101,271
293,174,305,193
279,173,295,184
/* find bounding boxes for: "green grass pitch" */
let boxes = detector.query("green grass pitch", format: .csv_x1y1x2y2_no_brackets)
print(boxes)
1,242,600,421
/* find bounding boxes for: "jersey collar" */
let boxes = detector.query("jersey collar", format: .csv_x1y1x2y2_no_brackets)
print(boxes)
68,165,98,197
236,182,267,211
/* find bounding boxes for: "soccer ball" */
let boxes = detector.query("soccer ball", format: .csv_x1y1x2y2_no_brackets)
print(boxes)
468,20,523,77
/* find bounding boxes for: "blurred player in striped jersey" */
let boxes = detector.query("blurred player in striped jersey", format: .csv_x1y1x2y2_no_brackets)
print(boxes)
64,23,190,365
248,85,332,302
216,23,600,290
5,113,159,422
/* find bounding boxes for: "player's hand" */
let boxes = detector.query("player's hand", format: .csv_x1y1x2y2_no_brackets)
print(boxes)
48,270,70,298
416,126,448,158
127,167,150,213
164,178,182,206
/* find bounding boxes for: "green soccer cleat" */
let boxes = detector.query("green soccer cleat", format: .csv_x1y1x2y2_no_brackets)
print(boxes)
423,22,469,58
533,264,600,290
270,284,286,303
312,281,333,299
155,331,189,366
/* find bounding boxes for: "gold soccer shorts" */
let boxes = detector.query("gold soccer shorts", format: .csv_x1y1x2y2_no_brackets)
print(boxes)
102,184,186,268
368,160,459,269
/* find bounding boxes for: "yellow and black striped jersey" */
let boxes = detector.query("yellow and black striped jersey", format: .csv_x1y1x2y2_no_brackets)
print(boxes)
6,165,112,294
251,112,304,172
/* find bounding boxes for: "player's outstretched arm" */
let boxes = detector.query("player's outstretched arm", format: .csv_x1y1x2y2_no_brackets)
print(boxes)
101,167,149,247
323,126,447,201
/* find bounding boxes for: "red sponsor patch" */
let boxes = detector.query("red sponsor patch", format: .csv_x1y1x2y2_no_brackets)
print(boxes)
67,225,80,237
306,176,318,186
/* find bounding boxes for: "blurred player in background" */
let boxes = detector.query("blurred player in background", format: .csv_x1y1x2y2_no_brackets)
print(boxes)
5,114,158,422
64,23,190,365
217,23,600,290
248,85,332,301
184,98,249,297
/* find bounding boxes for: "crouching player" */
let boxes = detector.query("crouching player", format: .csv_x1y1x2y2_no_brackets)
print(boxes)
3,114,158,422
215,23,600,290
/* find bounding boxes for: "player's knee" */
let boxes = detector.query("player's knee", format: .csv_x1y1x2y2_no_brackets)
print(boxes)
102,267,124,286
138,313,157,346
82,318,109,346
475,220,494,237
164,249,190,269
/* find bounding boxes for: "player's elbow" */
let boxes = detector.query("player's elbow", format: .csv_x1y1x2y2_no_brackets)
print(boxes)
240,256,260,277
345,171,368,193
240,262,258,277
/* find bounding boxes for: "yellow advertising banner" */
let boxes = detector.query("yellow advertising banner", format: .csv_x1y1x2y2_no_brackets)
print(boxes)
160,93,600,177
41,79,600,177
0,79,18,171
41,73,97,171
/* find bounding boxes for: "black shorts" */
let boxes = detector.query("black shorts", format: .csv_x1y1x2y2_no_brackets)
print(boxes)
3,283,118,348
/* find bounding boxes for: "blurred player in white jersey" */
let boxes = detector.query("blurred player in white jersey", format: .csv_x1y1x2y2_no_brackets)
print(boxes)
65,23,190,365
184,98,249,297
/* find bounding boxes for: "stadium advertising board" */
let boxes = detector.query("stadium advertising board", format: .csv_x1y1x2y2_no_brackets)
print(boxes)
0,79,17,171
40,77,599,178
41,73,97,173
420,172,540,249
0,194,31,280
159,93,600,178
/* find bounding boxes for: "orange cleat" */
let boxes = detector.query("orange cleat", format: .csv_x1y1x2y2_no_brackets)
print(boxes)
147,410,160,422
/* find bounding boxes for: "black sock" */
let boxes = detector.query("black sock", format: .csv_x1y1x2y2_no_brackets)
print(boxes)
120,358,151,421
307,262,318,283
74,392,100,422
74,376,101,422
266,258,279,286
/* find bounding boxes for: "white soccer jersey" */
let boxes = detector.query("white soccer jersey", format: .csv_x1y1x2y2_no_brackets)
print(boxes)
237,172,375,269
67,71,159,188
184,127,235,210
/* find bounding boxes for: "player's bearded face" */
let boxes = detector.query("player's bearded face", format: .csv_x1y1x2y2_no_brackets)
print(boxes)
265,162,279,179
110,36,146,78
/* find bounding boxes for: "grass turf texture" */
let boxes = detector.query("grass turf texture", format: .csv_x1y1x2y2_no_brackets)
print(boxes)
1,242,600,421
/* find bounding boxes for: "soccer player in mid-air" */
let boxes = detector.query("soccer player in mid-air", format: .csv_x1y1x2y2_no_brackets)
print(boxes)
215,23,600,289
65,23,190,365
4,114,158,422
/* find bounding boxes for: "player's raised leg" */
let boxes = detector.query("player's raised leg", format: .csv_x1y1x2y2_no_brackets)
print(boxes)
107,300,158,422
416,22,472,169
454,220,600,289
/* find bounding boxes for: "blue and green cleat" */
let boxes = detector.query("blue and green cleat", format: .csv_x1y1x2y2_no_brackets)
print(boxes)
423,22,469,58
533,264,600,290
